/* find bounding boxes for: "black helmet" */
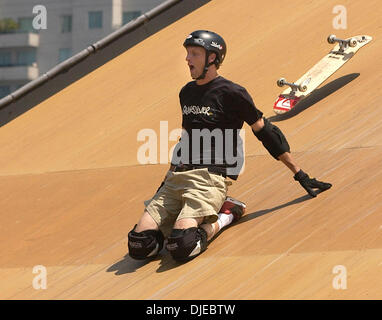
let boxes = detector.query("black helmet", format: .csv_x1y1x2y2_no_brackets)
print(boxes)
183,30,227,79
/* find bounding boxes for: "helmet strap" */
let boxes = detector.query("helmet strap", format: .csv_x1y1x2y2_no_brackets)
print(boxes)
196,51,215,80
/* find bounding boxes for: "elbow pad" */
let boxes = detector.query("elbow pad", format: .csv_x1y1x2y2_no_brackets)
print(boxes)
252,118,290,160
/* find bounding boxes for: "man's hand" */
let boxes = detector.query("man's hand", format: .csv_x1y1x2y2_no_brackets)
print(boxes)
294,170,332,197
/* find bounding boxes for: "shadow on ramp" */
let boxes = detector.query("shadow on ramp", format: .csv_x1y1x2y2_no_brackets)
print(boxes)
209,194,313,243
107,248,187,275
107,254,162,275
269,73,360,122
236,194,312,225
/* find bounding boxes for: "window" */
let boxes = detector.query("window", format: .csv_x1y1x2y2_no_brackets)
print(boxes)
0,18,18,34
61,15,72,33
0,85,11,98
88,11,103,29
17,17,35,33
0,51,12,66
16,50,36,66
58,48,72,63
123,11,141,24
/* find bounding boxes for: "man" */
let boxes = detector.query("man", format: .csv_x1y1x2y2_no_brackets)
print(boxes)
128,30,332,262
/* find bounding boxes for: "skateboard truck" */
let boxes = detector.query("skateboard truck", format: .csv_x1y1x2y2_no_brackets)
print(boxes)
327,34,357,53
277,78,308,93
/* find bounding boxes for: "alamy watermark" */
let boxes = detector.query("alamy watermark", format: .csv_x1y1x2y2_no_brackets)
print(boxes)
32,5,47,30
32,265,47,290
332,265,347,290
332,5,347,30
137,121,246,176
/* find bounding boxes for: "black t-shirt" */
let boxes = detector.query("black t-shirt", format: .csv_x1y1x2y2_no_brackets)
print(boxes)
173,76,263,179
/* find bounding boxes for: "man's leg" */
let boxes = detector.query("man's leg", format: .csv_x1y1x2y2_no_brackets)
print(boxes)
166,217,208,261
172,217,219,241
200,197,245,241
166,197,246,261
127,210,165,260
135,210,159,232
128,169,182,260
164,168,243,261
200,221,220,241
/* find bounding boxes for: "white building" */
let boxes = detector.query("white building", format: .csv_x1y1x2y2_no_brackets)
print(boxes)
0,0,165,98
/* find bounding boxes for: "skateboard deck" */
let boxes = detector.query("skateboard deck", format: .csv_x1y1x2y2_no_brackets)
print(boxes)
273,34,372,114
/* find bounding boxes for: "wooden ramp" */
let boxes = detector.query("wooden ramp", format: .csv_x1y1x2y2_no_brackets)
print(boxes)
1,0,381,299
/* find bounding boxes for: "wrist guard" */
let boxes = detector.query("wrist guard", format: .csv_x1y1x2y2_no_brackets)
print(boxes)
294,169,332,197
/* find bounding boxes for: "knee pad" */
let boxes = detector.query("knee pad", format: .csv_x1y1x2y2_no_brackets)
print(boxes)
128,225,164,260
166,227,208,261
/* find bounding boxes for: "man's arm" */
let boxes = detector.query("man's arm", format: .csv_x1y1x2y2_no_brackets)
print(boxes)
251,118,299,173
278,152,300,175
250,117,332,197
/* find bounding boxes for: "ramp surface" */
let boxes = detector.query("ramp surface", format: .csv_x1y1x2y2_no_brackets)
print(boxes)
1,0,382,299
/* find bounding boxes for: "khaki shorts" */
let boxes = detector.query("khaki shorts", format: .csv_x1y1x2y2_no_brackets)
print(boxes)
144,168,232,237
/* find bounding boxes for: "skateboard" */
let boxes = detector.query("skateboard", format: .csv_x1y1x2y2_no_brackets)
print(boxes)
273,34,372,114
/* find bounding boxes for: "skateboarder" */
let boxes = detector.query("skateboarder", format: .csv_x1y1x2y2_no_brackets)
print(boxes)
128,30,332,262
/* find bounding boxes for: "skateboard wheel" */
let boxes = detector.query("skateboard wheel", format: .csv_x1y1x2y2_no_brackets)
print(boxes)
349,38,357,47
327,34,336,44
298,84,307,92
277,78,286,87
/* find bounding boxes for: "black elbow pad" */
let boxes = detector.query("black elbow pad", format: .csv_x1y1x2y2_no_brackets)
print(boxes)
252,118,290,160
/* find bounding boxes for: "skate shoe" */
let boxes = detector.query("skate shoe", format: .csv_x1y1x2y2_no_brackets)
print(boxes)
219,196,246,222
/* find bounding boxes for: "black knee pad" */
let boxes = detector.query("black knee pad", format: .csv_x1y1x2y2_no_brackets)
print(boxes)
166,227,208,261
128,225,164,260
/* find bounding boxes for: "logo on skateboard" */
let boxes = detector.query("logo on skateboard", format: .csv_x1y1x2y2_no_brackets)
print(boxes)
274,96,301,111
